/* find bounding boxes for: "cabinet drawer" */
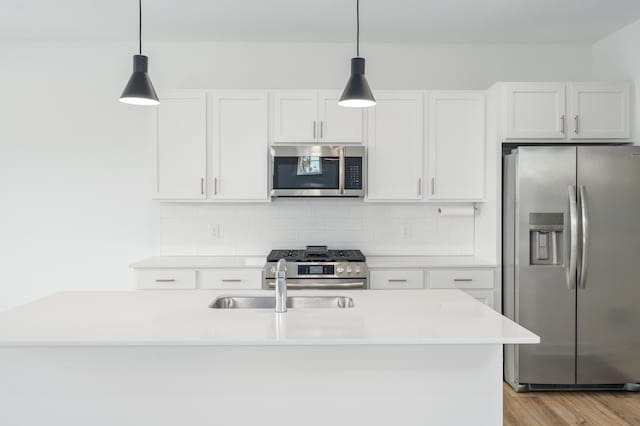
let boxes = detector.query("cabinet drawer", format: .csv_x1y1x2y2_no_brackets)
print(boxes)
428,269,494,289
200,269,262,290
370,270,424,289
136,269,197,290
465,290,495,310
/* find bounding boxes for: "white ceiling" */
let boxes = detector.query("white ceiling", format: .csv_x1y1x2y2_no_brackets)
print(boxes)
2,0,640,44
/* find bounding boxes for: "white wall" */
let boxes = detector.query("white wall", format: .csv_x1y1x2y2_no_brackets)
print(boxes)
0,40,593,310
592,19,640,142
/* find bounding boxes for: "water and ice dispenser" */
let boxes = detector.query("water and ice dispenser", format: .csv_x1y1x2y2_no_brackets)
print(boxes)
529,213,564,265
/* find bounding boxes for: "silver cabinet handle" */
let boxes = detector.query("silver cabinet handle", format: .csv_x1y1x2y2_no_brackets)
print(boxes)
418,178,422,196
388,279,408,282
222,279,242,283
214,177,218,195
574,115,579,134
567,185,578,290
200,177,204,195
431,177,436,195
578,185,589,289
338,147,345,194
320,121,324,138
313,120,317,139
155,279,176,283
453,278,473,282
561,115,565,134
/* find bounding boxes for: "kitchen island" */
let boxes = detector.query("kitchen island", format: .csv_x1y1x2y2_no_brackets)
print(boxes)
0,290,537,426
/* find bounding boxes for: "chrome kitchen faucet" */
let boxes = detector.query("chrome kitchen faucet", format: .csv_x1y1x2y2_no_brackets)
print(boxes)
275,259,287,313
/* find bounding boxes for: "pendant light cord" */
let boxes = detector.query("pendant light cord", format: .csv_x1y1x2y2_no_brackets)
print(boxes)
356,0,360,57
138,0,142,55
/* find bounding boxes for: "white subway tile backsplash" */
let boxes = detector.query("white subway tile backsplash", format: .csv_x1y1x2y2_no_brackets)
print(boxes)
158,200,475,256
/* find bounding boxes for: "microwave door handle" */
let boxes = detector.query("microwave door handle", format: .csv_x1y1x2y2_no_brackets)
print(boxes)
338,147,345,195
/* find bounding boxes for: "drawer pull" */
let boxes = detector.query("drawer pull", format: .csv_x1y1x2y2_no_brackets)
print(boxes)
388,279,408,283
453,278,473,282
155,279,177,283
222,279,242,282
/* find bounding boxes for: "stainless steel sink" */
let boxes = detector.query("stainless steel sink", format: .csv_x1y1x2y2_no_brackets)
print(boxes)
210,295,355,309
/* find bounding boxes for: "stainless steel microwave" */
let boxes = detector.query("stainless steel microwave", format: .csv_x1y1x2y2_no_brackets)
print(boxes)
270,145,365,197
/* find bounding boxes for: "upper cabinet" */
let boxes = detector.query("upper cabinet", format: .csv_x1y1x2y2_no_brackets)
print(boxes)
569,82,631,139
154,92,207,200
503,82,631,140
366,92,424,201
428,91,486,201
271,90,364,144
503,83,566,139
209,91,270,201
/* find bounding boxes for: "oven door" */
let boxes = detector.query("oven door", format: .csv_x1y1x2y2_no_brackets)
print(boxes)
264,278,367,290
270,145,365,197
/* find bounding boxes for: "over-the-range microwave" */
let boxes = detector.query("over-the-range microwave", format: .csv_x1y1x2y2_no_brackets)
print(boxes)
270,145,365,197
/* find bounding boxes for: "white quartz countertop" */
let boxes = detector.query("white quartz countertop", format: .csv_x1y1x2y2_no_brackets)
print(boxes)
130,255,496,269
0,290,537,347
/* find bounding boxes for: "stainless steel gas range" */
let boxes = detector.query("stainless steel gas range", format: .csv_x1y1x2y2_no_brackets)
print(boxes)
263,246,367,290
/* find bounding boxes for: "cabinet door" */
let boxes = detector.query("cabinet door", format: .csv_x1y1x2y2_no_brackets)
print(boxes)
210,91,269,201
318,90,364,143
569,82,631,139
465,290,495,310
503,83,566,139
428,91,485,201
271,91,318,143
366,92,424,201
155,92,207,199
370,270,424,289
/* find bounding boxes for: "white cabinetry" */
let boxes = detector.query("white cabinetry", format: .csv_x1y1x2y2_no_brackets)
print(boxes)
366,92,424,201
569,82,631,139
271,90,364,144
428,91,485,201
503,82,631,140
370,270,424,289
369,267,497,310
209,91,269,201
200,269,262,290
136,269,197,290
154,92,207,200
503,83,566,139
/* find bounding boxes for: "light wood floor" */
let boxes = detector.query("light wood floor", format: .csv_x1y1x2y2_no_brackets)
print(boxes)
503,382,640,425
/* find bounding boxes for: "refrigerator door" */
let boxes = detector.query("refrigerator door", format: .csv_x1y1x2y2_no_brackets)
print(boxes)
576,146,640,384
513,147,577,385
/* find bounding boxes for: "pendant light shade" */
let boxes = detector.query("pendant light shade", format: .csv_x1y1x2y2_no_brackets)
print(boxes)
120,55,159,105
338,57,375,108
120,0,159,106
339,0,375,108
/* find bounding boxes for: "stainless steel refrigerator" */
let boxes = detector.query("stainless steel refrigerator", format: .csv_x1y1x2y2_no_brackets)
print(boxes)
503,145,640,392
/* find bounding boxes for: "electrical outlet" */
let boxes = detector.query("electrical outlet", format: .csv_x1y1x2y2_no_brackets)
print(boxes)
400,223,411,239
209,224,221,240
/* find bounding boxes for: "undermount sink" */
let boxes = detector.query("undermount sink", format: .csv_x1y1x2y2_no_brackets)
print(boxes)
210,295,355,310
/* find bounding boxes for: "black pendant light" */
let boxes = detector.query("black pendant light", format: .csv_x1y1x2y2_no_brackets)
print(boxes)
338,0,375,108
120,0,159,106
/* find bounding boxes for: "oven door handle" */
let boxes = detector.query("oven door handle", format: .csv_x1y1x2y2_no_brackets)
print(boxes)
266,280,366,289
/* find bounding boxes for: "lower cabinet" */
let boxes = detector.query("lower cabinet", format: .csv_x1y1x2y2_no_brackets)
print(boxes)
464,290,495,310
369,268,497,310
135,269,262,290
136,269,197,290
370,270,424,289
200,269,262,290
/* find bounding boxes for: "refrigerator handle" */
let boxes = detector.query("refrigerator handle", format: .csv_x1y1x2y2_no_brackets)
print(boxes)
567,185,578,290
578,185,589,289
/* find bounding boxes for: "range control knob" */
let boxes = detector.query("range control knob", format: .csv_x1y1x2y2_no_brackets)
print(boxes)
354,265,361,274
336,265,345,274
270,266,276,274
346,265,352,274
